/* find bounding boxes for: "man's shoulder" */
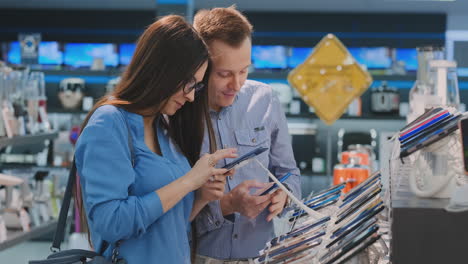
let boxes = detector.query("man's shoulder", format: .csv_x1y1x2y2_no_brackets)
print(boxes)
240,80,273,100
242,79,272,92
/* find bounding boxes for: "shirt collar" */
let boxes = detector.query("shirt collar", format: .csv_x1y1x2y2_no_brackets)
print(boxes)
209,94,239,117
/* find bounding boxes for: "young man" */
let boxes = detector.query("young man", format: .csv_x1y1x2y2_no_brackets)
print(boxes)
194,6,301,263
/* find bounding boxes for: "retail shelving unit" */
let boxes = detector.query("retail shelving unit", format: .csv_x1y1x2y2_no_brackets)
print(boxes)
0,220,59,251
0,132,61,251
0,133,59,149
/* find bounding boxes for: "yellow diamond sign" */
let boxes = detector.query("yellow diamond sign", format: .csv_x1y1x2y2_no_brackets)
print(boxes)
288,34,373,125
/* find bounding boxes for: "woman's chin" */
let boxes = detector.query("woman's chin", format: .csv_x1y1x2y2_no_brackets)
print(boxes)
161,108,176,116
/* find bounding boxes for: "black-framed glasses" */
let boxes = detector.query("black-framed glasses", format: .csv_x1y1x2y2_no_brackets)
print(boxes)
183,78,205,94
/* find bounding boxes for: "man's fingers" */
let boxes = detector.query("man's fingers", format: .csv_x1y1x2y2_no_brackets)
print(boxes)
266,203,283,222
268,202,282,213
259,198,272,210
241,180,270,190
266,208,282,222
271,194,281,204
251,193,271,205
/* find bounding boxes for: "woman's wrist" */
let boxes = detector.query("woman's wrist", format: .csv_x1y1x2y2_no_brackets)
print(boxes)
180,172,197,192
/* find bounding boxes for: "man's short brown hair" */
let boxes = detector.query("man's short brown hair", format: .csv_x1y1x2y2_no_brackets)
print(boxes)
194,5,253,47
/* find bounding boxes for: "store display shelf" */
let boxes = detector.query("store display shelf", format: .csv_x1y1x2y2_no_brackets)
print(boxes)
286,113,406,121
249,71,418,81
47,107,89,115
0,132,59,149
0,220,58,251
391,189,468,264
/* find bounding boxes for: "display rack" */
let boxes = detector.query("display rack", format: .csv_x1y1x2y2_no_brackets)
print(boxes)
391,189,468,264
388,134,468,264
0,220,58,251
0,133,59,149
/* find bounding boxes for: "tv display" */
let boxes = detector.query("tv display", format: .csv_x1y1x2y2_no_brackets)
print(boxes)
348,47,391,69
39,41,63,65
64,43,118,67
252,45,287,69
288,47,313,68
396,48,418,71
7,41,21,64
7,41,64,65
119,43,136,65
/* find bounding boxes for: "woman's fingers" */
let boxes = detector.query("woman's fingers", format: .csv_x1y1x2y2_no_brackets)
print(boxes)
207,181,225,191
211,148,238,163
212,168,230,175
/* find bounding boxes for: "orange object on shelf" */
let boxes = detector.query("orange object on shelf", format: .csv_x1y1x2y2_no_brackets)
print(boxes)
333,164,370,193
341,151,370,166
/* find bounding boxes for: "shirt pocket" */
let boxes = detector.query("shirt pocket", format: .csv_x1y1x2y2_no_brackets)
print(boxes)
234,128,268,147
233,128,270,181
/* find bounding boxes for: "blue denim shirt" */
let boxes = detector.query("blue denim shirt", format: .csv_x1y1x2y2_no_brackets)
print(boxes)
195,80,301,259
76,105,194,264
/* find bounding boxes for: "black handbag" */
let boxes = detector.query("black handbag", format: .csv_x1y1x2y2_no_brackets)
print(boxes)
29,109,133,264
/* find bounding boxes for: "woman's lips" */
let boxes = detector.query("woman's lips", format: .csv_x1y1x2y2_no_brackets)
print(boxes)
175,101,183,108
222,92,236,97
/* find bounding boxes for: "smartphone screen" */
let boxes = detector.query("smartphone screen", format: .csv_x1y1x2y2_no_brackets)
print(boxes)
222,147,268,170
459,117,468,174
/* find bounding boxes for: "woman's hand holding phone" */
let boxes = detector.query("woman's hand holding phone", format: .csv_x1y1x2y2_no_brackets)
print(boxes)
187,148,237,190
197,169,236,202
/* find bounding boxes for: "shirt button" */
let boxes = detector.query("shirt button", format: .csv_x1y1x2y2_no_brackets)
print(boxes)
233,234,238,239
251,138,256,143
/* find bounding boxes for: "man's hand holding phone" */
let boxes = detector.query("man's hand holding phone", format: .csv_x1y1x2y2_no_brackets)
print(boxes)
221,180,272,219
266,189,288,222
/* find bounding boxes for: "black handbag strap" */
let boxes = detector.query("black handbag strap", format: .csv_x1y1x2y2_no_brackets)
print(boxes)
51,108,135,253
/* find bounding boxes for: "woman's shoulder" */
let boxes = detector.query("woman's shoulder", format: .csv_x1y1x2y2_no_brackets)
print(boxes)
88,105,126,127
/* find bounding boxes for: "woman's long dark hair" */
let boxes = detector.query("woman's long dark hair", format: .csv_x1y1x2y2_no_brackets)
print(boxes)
74,15,215,250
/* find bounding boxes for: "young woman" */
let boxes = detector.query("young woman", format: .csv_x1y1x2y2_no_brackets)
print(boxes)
74,15,236,263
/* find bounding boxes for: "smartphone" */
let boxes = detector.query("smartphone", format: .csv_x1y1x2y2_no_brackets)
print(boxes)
263,238,322,264
259,172,293,196
269,216,330,247
399,107,443,133
459,116,468,176
399,107,445,136
334,235,381,264
400,113,455,147
326,218,377,249
257,231,325,263
222,147,268,170
322,229,380,264
341,171,381,203
399,110,451,141
340,176,381,209
291,194,340,218
400,115,462,158
332,201,383,238
336,187,381,224
304,183,346,205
